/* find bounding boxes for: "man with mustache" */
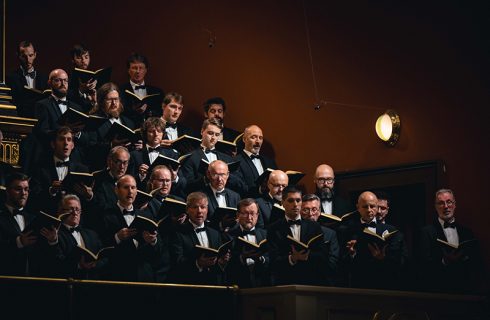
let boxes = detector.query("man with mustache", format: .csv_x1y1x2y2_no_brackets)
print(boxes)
255,169,288,228
314,164,355,218
419,189,484,294
235,125,277,198
203,97,241,142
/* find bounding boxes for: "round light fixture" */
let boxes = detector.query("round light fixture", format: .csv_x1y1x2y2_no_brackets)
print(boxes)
375,109,400,146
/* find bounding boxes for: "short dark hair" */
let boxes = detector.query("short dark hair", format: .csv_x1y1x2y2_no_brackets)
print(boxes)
18,40,34,55
201,118,223,131
186,192,208,208
282,185,302,200
375,191,391,206
5,172,29,189
302,193,320,203
237,198,258,212
127,52,149,69
203,97,226,113
70,44,89,58
163,92,183,106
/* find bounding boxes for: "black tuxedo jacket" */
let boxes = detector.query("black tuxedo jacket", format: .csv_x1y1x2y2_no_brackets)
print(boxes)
255,194,283,229
201,186,240,229
317,193,355,217
33,96,83,136
101,207,162,282
321,225,340,286
0,205,38,276
222,126,242,143
225,226,270,288
235,151,277,198
48,224,106,279
181,148,232,192
128,146,179,188
419,220,483,294
267,218,327,285
6,67,48,118
31,156,89,213
169,222,225,285
165,122,196,140
340,218,405,289
119,82,164,127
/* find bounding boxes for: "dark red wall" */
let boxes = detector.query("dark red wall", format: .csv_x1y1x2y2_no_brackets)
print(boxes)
6,0,490,270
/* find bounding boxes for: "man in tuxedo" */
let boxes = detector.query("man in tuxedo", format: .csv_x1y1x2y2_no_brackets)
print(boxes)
0,173,39,276
341,191,406,289
181,118,235,192
144,165,184,220
201,160,241,231
314,164,355,217
128,117,179,188
255,169,288,228
101,174,162,282
203,97,241,142
169,191,230,285
67,44,97,112
267,186,327,285
301,194,339,286
31,127,91,213
120,53,164,126
226,198,270,287
419,189,484,294
235,125,278,198
45,194,106,279
6,40,48,118
375,191,390,224
34,69,84,137
160,92,195,146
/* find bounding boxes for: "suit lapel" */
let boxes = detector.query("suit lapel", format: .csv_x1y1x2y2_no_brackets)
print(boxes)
242,153,260,179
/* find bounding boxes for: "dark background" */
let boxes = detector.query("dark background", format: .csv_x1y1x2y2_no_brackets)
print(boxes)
5,0,490,273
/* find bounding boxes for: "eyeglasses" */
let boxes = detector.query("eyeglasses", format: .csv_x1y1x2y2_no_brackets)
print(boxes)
436,200,455,207
317,177,335,184
301,207,319,214
63,208,82,214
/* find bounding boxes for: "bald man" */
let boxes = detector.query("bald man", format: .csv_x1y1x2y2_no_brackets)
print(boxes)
255,170,288,228
314,164,355,217
340,191,406,289
235,125,278,198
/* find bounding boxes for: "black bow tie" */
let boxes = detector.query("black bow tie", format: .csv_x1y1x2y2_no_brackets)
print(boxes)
241,230,256,236
13,209,23,217
204,148,216,154
57,100,67,106
362,221,377,229
56,160,69,167
250,154,261,160
443,221,456,229
288,219,301,226
24,70,36,79
122,209,135,216
148,146,160,153
195,227,206,233
215,190,226,197
69,226,81,233
134,85,146,90
166,123,177,129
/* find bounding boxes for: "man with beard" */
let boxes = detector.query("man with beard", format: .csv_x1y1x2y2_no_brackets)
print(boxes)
235,125,278,198
203,97,241,142
255,170,288,228
6,40,48,118
314,164,355,217
87,82,138,170
67,44,98,112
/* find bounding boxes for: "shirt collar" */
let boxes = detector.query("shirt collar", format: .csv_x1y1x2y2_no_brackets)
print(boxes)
54,155,69,163
116,201,133,213
438,217,455,228
243,149,258,157
189,220,205,230
130,80,145,88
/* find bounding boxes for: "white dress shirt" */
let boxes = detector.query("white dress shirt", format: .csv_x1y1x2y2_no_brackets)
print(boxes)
439,217,459,246
243,150,264,175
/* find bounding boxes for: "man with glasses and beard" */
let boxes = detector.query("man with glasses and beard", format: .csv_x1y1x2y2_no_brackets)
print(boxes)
314,164,355,218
